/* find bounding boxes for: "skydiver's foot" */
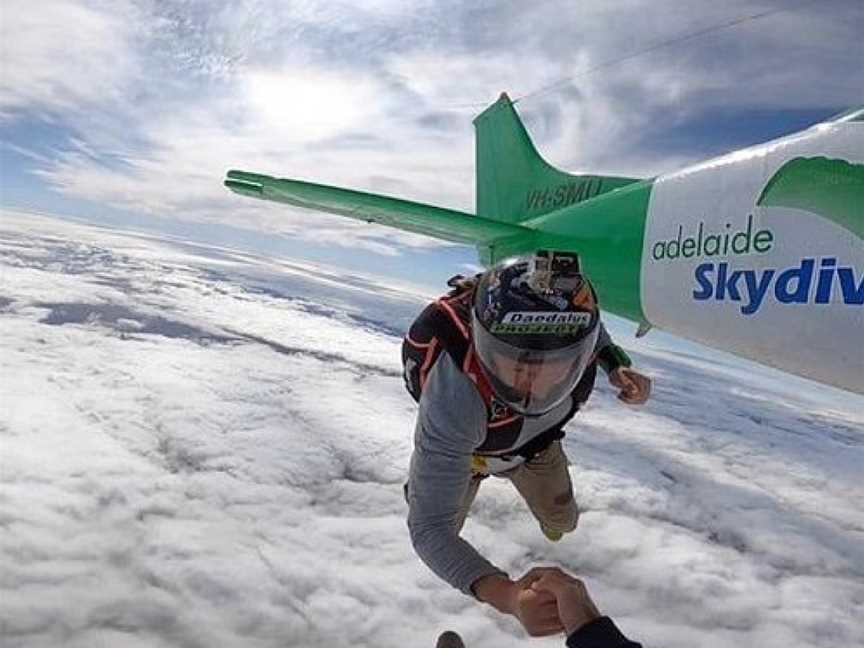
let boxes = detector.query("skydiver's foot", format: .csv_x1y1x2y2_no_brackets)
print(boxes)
541,524,564,542
435,630,465,648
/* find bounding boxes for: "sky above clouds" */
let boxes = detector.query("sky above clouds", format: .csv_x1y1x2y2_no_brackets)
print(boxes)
1,0,863,285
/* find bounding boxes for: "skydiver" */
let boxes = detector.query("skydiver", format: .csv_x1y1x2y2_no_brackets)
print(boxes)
403,250,651,636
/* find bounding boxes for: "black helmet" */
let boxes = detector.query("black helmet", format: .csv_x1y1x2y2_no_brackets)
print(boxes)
471,250,600,416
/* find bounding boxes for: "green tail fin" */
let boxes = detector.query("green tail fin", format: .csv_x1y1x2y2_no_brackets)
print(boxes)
474,93,641,223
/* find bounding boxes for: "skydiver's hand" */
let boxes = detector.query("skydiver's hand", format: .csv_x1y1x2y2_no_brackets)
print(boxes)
473,570,563,636
609,367,651,405
510,568,567,636
530,569,602,636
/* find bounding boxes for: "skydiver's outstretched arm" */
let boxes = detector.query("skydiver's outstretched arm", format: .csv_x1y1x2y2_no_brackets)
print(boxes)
407,356,566,636
406,355,502,593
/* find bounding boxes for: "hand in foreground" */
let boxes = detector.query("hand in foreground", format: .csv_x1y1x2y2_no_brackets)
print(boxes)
609,367,652,405
509,568,566,636
472,569,564,637
530,568,601,636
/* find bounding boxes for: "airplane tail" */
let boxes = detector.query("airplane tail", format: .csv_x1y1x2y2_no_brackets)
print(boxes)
225,93,645,263
474,93,641,223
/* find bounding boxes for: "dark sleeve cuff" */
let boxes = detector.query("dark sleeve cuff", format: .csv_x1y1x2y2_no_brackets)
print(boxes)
597,344,632,374
566,617,641,648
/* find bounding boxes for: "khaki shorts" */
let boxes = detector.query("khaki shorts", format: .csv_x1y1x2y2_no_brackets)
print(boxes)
455,440,578,534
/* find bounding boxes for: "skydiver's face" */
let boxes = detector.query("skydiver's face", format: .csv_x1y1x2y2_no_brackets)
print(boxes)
488,354,572,401
470,304,600,417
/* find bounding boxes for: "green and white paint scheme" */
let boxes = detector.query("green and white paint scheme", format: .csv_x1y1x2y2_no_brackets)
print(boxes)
225,95,863,395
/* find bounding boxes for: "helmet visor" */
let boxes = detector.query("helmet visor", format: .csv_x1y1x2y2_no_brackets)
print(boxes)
472,313,599,416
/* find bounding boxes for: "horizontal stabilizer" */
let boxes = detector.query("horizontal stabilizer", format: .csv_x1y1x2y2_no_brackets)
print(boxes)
225,170,531,246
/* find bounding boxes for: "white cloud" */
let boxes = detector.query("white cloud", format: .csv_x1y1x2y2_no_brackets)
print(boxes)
2,211,863,647
0,0,138,118
458,262,484,275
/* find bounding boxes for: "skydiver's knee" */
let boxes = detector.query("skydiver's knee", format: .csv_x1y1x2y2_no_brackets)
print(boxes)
546,492,579,532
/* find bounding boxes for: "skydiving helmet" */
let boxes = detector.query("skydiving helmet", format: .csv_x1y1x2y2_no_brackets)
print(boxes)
471,250,600,417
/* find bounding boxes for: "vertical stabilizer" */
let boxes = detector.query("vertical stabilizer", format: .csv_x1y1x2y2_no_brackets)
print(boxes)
474,93,640,223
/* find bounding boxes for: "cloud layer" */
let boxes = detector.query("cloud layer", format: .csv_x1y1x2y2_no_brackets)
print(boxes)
1,210,863,647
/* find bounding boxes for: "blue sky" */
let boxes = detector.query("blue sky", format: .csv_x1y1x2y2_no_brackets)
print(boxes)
1,0,862,290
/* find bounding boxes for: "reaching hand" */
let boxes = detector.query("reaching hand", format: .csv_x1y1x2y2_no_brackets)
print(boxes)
509,568,566,636
530,569,602,636
609,367,652,405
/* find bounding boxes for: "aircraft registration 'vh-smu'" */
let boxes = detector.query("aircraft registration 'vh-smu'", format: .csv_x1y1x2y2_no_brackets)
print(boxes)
225,94,864,396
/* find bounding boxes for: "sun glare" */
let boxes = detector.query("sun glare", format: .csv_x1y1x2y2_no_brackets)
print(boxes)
244,71,374,141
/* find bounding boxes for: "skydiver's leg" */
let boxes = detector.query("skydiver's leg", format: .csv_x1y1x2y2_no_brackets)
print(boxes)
506,440,579,538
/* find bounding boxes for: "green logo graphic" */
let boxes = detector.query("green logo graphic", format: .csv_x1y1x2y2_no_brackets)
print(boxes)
757,156,864,241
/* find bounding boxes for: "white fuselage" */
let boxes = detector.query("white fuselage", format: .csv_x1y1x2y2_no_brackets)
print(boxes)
641,120,863,395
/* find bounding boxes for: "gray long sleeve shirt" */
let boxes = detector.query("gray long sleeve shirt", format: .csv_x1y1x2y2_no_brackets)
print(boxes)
406,323,612,595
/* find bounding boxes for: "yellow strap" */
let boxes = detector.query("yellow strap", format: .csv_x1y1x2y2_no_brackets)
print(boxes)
471,455,489,475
